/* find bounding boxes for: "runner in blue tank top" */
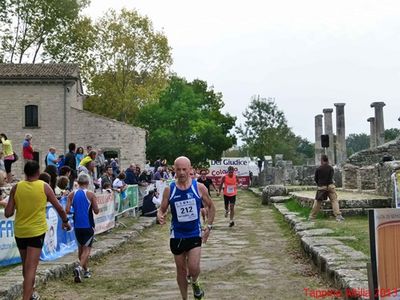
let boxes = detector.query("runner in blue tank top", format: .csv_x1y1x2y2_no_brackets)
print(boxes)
66,173,99,283
158,156,215,300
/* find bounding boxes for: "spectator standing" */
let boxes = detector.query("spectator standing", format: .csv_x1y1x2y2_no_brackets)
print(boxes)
94,149,106,179
78,161,96,192
308,155,344,222
1,133,16,183
44,165,58,192
46,147,59,167
5,160,70,300
153,167,163,181
80,150,96,167
113,172,127,201
110,158,120,178
153,157,161,173
22,134,34,162
75,147,84,168
64,143,77,191
100,166,113,190
125,164,139,185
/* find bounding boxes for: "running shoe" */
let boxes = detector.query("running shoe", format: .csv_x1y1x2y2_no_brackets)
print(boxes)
336,215,345,222
229,221,235,227
84,269,92,278
192,280,204,300
30,292,41,300
74,266,82,283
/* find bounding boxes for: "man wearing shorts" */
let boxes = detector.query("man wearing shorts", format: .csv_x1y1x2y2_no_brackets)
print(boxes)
197,169,217,223
66,173,99,283
157,156,215,300
5,160,71,300
218,166,238,227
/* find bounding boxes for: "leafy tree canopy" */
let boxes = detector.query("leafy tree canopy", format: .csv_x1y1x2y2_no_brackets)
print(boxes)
82,9,172,123
236,95,309,164
135,76,236,166
0,0,89,63
346,133,369,156
385,128,400,142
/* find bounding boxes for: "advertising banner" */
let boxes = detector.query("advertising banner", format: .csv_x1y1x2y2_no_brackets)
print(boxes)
370,209,400,299
155,180,174,198
94,192,115,234
208,157,251,187
393,171,400,208
0,209,21,266
40,197,77,261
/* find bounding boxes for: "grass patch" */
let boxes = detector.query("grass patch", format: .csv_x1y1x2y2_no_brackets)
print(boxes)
316,216,370,256
282,196,370,256
284,198,327,220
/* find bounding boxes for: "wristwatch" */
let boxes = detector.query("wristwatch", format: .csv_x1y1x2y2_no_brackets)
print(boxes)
207,224,213,230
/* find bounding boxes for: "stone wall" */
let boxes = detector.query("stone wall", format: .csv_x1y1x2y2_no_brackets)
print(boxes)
0,83,75,174
357,166,376,190
70,108,146,169
342,164,358,189
376,161,400,198
0,81,146,176
347,138,400,166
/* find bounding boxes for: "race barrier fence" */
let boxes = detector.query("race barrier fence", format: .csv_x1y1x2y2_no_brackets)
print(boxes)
0,182,156,267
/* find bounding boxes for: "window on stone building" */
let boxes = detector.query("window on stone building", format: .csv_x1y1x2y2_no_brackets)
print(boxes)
25,105,38,127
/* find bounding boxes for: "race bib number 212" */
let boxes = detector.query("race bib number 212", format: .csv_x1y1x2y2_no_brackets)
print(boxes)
175,198,198,222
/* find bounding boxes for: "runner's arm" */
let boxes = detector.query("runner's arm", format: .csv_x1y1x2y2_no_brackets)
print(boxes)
218,176,225,194
198,183,215,243
45,183,71,230
88,191,99,214
4,185,16,218
65,191,74,214
157,186,170,225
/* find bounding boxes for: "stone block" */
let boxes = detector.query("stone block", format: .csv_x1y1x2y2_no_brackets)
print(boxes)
297,228,334,237
261,185,288,205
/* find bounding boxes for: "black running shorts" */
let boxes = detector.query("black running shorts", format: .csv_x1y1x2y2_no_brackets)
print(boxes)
15,233,45,250
170,237,202,255
75,228,95,247
224,195,236,206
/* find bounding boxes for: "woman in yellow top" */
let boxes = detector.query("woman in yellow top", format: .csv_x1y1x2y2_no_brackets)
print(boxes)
5,160,71,300
0,133,15,183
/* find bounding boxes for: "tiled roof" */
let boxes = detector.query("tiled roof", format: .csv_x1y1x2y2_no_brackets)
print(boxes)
0,63,79,79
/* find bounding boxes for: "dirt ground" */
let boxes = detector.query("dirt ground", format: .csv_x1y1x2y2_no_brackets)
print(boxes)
38,190,339,300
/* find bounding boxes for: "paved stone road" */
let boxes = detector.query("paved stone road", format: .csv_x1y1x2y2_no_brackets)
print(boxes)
38,191,334,300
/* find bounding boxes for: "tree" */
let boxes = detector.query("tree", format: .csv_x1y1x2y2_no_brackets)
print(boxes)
346,133,370,156
236,96,301,163
385,128,400,142
82,9,172,123
135,76,236,166
0,0,88,63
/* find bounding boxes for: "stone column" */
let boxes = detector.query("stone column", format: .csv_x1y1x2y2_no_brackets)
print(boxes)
367,117,376,148
314,114,323,165
334,103,347,165
323,108,335,164
370,102,386,146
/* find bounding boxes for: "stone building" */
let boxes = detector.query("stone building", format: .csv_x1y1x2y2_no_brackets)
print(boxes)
0,64,146,175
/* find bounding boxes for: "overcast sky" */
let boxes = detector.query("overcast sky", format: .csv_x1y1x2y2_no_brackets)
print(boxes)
86,0,400,142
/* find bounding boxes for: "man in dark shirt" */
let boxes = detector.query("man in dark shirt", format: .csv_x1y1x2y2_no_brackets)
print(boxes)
197,169,217,196
309,155,344,222
125,164,139,185
64,143,77,190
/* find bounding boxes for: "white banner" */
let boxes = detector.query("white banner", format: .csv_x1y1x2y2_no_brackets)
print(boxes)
94,192,115,234
209,157,252,177
0,209,21,266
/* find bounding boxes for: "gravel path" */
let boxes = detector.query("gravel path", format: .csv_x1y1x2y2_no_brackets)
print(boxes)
38,191,335,300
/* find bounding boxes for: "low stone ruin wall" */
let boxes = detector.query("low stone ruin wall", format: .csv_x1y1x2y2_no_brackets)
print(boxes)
347,138,400,167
